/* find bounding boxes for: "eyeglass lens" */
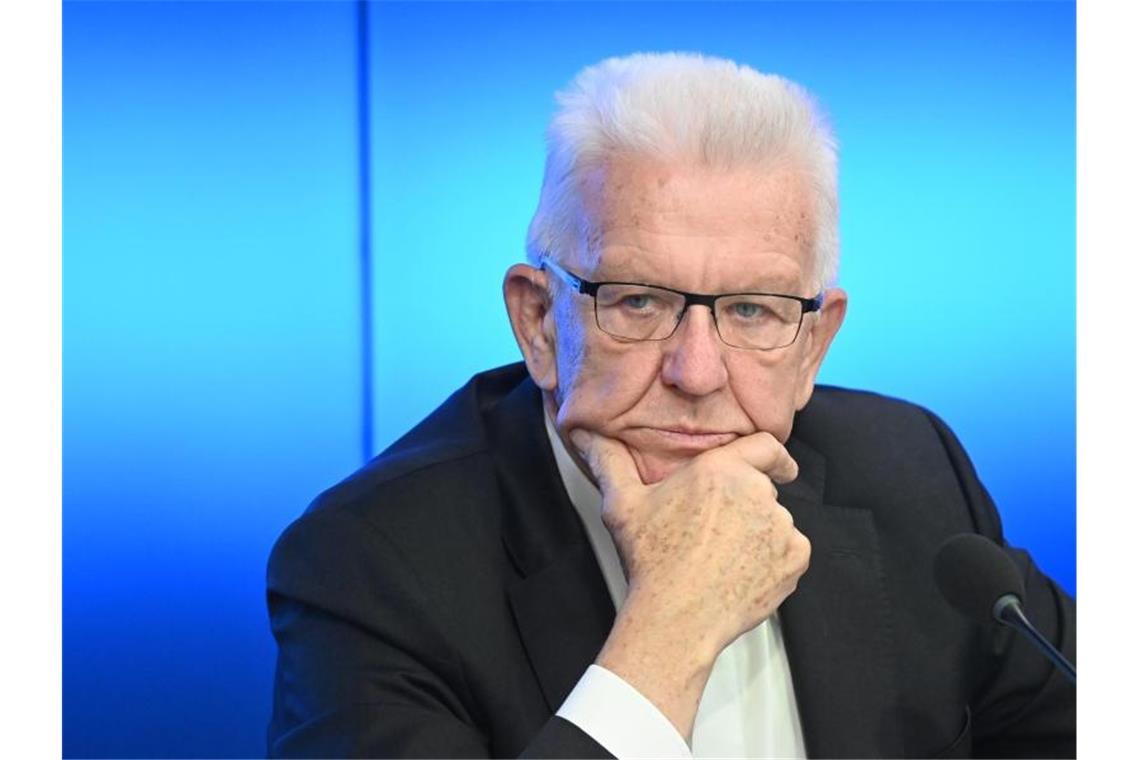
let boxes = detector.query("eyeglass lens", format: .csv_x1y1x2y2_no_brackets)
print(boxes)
594,283,803,349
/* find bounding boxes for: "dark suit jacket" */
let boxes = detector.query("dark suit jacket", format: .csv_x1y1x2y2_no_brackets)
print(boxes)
267,363,1075,758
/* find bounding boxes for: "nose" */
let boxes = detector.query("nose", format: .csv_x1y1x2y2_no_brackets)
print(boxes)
660,306,729,397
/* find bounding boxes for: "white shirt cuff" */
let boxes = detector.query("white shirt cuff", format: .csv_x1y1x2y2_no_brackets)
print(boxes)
556,664,692,759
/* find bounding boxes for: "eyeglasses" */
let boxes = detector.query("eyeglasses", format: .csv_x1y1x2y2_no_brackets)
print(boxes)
541,259,822,351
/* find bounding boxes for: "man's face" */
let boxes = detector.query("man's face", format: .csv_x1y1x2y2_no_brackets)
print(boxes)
514,156,846,484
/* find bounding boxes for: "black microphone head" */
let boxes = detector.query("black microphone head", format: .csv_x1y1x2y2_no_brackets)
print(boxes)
933,533,1026,624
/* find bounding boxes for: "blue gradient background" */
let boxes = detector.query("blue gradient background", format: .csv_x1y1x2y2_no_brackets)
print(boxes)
64,1,1074,757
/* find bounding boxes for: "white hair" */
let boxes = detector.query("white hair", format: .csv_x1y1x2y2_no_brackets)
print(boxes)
525,52,840,289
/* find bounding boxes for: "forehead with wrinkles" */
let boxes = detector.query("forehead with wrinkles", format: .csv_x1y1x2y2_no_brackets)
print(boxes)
569,156,816,293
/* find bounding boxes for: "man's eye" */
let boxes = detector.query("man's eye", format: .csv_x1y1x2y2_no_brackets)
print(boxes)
730,301,767,319
622,294,654,310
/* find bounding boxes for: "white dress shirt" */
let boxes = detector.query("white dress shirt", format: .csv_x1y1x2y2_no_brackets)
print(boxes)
545,412,807,759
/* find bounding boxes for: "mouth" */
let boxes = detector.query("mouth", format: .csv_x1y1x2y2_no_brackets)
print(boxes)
627,426,740,453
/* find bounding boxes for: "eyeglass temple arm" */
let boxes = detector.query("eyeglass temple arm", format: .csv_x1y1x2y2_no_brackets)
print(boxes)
541,260,597,295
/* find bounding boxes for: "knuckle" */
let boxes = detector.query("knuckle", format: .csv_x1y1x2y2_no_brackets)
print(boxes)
751,433,779,459
591,449,612,474
600,507,618,530
744,470,773,499
754,430,779,447
776,505,795,529
601,498,630,530
793,533,812,564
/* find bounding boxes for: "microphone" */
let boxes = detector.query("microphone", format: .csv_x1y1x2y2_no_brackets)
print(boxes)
933,533,1075,685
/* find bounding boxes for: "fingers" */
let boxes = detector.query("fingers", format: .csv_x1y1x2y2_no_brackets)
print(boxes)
714,432,799,484
569,429,643,494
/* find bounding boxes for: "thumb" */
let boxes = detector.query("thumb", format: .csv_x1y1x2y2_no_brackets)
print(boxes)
568,429,642,495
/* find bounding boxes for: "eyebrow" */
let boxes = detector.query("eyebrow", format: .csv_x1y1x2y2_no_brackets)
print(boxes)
595,270,803,295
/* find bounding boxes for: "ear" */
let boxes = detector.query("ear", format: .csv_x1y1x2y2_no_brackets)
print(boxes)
794,287,848,409
503,263,558,391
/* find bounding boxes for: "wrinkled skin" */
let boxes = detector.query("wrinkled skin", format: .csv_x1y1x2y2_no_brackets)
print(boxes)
506,156,847,485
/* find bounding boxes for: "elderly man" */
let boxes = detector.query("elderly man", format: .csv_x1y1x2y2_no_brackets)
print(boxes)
267,53,1075,758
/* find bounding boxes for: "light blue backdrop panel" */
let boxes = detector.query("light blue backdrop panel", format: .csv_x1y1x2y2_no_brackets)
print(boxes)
368,0,1074,593
63,1,1074,757
64,1,361,756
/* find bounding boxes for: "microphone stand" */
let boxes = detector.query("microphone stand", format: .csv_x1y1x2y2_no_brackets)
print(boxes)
993,594,1076,685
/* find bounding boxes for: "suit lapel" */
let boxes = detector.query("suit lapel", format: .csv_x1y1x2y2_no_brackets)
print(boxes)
485,378,616,713
506,543,617,713
778,436,905,759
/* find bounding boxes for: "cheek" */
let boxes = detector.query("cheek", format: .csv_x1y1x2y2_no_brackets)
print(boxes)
551,310,659,431
727,352,803,442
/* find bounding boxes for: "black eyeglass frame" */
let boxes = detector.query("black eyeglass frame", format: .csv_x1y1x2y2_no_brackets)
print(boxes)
540,259,824,351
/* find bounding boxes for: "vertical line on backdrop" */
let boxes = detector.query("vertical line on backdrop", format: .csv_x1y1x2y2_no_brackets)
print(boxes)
356,0,374,463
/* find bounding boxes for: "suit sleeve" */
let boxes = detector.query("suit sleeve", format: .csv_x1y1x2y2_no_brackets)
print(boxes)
925,410,1076,759
266,507,612,759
